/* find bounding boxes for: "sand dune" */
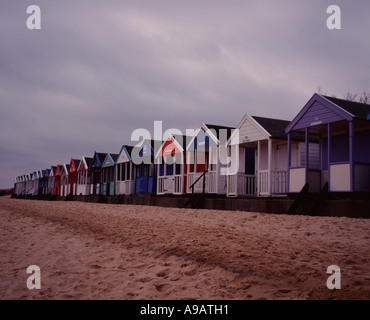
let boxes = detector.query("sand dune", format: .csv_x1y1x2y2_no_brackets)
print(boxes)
0,196,369,300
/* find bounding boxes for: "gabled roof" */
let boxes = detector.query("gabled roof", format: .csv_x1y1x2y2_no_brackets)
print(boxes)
55,165,61,176
187,123,235,150
96,153,107,164
286,93,370,133
42,169,50,177
323,96,370,119
78,157,93,171
50,166,57,176
131,139,162,164
251,116,291,140
172,134,191,150
228,113,306,145
74,159,81,170
156,134,192,158
228,114,270,145
102,153,119,168
204,124,235,140
116,145,134,164
91,152,108,168
69,158,81,173
85,157,93,167
61,164,70,175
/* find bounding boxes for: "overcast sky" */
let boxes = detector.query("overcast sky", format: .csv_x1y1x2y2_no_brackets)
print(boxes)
1,0,369,188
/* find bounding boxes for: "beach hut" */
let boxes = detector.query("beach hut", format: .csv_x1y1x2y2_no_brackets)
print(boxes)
14,176,20,195
286,93,370,193
186,124,234,195
31,171,39,196
25,174,32,195
48,166,56,195
76,157,93,196
60,164,70,197
226,114,313,197
68,158,81,196
17,175,24,195
14,176,21,195
53,165,62,196
28,172,34,195
155,134,190,195
31,173,36,195
115,145,135,195
20,175,27,195
36,170,43,195
22,175,27,195
89,152,108,195
39,169,49,195
131,139,161,194
21,175,26,195
101,153,119,196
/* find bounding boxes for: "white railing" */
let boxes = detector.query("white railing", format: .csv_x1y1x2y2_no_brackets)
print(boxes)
271,170,287,194
77,184,84,196
258,170,269,196
174,175,182,194
238,173,256,196
187,173,195,193
227,174,237,196
258,170,287,196
227,173,256,197
194,173,203,193
187,172,202,193
207,171,217,193
115,180,134,195
187,171,218,194
157,176,165,194
124,180,133,194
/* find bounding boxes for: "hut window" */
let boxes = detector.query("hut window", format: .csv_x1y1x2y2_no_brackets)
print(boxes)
153,164,157,177
176,163,181,175
136,166,142,178
119,164,123,181
188,149,195,172
131,164,135,180
166,163,174,176
122,163,126,181
143,164,149,177
159,163,164,176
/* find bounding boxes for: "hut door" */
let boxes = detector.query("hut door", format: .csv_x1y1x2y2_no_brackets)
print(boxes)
245,148,255,175
164,176,174,194
164,163,174,193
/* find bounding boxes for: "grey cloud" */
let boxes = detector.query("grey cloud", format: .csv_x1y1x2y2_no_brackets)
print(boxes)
1,0,369,187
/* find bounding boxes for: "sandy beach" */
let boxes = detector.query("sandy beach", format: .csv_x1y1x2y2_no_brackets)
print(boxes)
0,195,369,300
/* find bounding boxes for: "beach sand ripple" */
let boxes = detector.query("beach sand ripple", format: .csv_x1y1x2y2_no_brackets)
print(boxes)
0,196,369,300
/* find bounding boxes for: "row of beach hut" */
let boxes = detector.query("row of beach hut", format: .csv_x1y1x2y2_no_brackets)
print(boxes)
13,93,370,198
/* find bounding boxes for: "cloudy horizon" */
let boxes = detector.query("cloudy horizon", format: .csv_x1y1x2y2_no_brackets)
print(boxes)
1,0,369,188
